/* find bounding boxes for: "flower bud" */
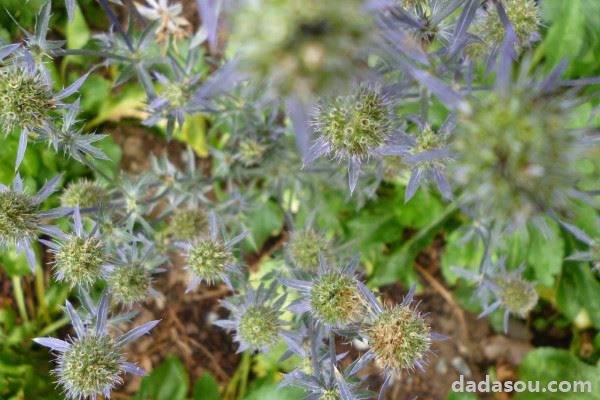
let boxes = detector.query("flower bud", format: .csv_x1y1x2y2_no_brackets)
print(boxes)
238,304,281,350
61,180,111,209
187,239,233,285
0,190,40,246
106,262,152,306
54,236,107,288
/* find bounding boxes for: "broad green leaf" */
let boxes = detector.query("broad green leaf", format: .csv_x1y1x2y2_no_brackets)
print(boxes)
134,356,189,400
516,348,600,400
66,6,90,49
556,261,600,330
244,378,304,400
242,199,284,252
193,373,222,400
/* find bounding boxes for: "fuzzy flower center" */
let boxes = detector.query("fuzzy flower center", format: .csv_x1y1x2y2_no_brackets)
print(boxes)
59,335,122,399
0,68,54,134
286,229,329,271
239,138,267,167
493,277,538,315
187,240,233,283
61,180,110,209
54,236,106,288
321,389,342,400
170,208,208,241
486,0,540,47
315,86,392,161
367,306,431,372
0,191,40,245
238,305,281,350
310,272,360,325
107,262,152,306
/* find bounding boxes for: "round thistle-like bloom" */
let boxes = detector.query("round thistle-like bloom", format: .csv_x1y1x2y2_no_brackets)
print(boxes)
286,228,330,272
366,304,432,372
469,0,540,57
0,68,54,134
169,208,209,241
238,138,268,167
187,239,234,284
313,85,393,163
53,236,107,288
58,334,123,399
309,272,362,325
492,276,538,316
231,0,374,99
0,190,40,246
106,262,152,306
238,304,282,350
61,180,111,209
452,86,581,228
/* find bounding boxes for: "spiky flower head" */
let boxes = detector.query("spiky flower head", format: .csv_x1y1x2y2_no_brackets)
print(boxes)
61,179,111,209
451,60,586,229
283,255,363,328
168,207,209,241
394,115,455,201
105,238,166,306
309,84,395,192
0,174,66,271
366,303,431,372
33,292,160,400
281,365,372,400
231,0,374,99
470,0,541,56
177,212,248,292
286,228,331,273
238,138,268,167
453,257,538,333
0,67,54,135
215,283,295,353
47,208,107,289
355,283,446,382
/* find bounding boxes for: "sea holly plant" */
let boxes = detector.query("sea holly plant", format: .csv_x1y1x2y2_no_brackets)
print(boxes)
0,0,597,398
33,292,160,400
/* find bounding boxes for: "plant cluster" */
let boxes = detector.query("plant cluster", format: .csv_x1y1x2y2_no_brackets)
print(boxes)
0,0,599,399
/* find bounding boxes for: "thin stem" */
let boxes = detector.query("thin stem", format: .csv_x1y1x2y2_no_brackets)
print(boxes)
328,331,336,385
237,351,251,400
12,276,29,323
35,263,51,324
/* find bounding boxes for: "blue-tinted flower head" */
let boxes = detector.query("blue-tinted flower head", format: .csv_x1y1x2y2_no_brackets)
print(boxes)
177,212,248,292
43,207,108,289
283,255,363,328
453,257,538,333
168,207,209,241
214,283,298,353
470,0,541,56
286,226,332,274
354,283,446,395
0,174,67,271
452,58,589,229
33,291,160,400
61,179,111,209
309,84,396,192
105,236,166,306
